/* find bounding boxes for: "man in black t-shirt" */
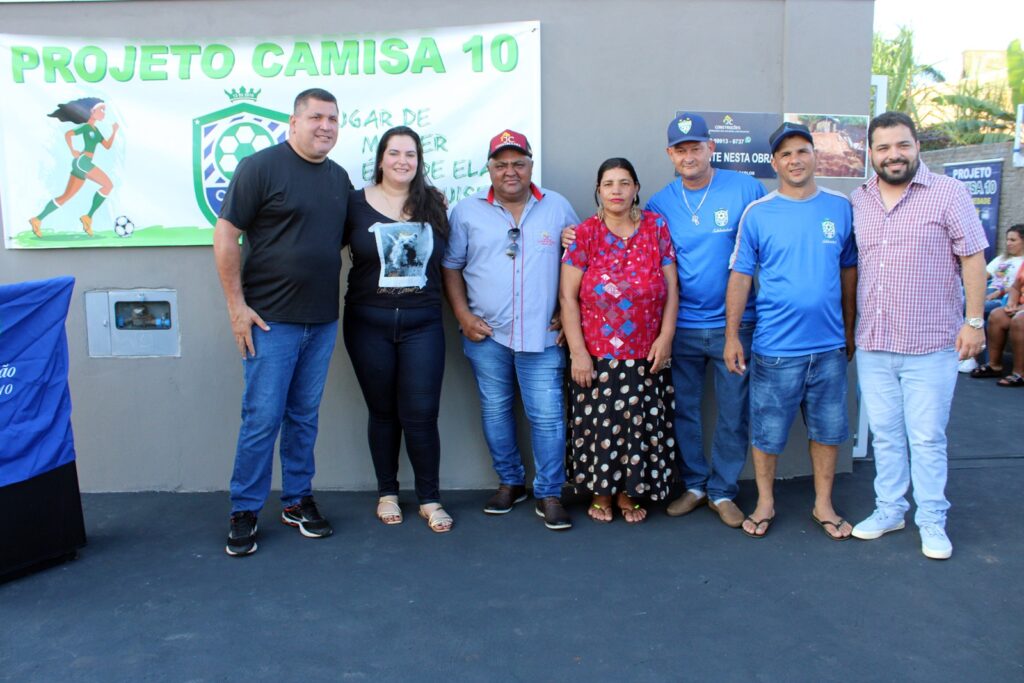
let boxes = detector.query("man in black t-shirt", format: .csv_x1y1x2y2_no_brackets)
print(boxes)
214,88,351,557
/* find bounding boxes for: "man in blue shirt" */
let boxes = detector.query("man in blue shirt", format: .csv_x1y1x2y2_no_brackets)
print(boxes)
442,129,579,531
724,122,857,540
647,113,766,528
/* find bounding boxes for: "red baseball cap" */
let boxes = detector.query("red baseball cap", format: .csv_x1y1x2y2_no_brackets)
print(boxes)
488,129,532,158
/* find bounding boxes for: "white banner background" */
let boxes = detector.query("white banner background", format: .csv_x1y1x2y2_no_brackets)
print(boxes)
0,22,541,248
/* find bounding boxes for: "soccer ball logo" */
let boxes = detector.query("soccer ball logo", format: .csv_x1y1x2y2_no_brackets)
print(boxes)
215,122,275,177
114,215,135,237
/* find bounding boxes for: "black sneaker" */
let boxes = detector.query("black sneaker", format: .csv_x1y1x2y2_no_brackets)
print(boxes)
225,511,258,556
281,496,333,538
483,484,528,514
535,497,572,530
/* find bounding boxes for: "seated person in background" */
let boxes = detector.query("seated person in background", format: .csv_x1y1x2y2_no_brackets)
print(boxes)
977,261,1024,387
984,225,1024,312
963,225,1023,374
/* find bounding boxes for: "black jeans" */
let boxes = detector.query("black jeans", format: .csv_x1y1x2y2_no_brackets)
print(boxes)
342,304,445,503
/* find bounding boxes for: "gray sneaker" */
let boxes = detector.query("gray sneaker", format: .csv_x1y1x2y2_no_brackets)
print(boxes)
851,509,905,540
920,524,952,560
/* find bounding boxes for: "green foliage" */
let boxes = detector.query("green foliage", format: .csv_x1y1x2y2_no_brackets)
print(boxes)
872,26,945,124
1007,39,1024,109
925,79,1014,148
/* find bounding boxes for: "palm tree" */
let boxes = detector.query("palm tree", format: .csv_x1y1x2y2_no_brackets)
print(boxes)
872,26,945,125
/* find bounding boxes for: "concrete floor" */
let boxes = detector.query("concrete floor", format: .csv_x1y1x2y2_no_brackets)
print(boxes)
2,375,1022,682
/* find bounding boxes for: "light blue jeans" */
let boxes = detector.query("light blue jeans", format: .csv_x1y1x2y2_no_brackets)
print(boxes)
462,337,566,499
856,348,958,527
230,321,337,513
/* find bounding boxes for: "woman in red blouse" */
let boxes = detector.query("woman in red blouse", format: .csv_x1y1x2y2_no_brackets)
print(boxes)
560,158,680,523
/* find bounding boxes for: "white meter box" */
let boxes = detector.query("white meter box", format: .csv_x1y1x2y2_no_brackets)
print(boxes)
85,289,180,358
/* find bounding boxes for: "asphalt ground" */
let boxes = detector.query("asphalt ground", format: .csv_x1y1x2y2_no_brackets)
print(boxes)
2,374,1021,682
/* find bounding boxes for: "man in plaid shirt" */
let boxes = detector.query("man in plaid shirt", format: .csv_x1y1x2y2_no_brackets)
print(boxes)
849,112,988,560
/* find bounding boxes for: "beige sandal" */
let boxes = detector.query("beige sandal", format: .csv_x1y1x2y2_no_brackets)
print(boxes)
419,503,453,533
376,495,403,525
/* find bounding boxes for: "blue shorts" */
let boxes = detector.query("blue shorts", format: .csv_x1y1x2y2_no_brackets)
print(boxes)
749,348,849,454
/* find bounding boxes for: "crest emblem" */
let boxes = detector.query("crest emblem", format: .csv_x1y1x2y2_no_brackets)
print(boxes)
678,118,692,134
192,89,289,225
714,209,729,227
822,219,836,239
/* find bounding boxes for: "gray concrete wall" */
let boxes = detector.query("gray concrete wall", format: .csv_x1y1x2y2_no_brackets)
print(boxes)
922,141,1024,251
0,0,874,492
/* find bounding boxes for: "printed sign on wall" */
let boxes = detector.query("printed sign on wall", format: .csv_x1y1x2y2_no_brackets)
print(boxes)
0,23,541,249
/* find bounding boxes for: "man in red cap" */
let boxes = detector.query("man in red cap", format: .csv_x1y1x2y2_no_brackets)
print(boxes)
442,129,579,531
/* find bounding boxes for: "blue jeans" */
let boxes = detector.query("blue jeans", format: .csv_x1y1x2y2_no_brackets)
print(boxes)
461,337,566,498
856,348,958,527
750,348,849,454
343,305,444,503
230,321,337,513
671,324,753,500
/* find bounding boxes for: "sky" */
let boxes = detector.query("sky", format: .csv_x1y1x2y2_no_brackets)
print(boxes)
874,0,1023,79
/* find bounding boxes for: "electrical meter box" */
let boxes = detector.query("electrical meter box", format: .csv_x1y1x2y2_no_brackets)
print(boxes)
85,289,180,358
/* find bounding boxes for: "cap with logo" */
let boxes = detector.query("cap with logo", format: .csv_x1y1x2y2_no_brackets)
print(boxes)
769,122,814,154
488,129,533,159
667,113,711,146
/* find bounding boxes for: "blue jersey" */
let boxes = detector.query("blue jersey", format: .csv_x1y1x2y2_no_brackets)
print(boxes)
646,169,765,328
730,187,857,356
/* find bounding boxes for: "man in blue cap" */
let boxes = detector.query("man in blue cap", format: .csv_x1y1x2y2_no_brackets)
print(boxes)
647,113,767,528
723,122,857,539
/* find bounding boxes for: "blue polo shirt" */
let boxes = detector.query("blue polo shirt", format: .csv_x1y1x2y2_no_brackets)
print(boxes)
443,184,579,352
730,187,857,357
646,169,766,328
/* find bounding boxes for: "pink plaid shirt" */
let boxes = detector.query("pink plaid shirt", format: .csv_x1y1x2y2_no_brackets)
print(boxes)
851,162,988,354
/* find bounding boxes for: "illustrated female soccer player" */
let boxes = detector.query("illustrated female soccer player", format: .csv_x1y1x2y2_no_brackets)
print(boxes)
29,97,120,237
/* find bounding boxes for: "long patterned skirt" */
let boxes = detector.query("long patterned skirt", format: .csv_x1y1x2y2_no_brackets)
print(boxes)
566,357,678,501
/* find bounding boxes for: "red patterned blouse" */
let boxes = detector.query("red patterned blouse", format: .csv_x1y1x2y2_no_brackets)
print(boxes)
561,210,676,359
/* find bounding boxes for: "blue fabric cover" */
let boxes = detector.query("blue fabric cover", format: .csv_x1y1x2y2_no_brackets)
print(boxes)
0,276,76,487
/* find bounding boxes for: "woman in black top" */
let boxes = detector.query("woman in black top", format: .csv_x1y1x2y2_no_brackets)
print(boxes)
343,126,452,532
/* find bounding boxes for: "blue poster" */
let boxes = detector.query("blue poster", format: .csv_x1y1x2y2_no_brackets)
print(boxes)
687,111,782,178
944,159,1003,262
0,276,76,487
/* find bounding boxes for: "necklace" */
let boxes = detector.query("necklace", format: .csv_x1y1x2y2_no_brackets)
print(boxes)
681,170,714,225
377,185,409,220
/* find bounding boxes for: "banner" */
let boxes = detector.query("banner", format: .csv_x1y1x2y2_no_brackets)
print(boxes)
690,111,868,179
698,111,780,178
0,23,541,249
944,158,1002,262
0,276,76,487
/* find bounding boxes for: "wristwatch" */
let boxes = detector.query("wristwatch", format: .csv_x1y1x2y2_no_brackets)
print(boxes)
966,317,984,329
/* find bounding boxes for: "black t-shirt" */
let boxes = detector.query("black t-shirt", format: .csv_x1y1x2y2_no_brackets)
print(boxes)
220,142,352,324
343,189,445,308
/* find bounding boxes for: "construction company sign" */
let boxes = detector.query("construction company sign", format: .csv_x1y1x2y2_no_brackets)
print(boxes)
0,23,541,249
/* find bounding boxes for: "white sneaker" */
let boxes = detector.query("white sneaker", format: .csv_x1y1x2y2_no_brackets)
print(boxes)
957,358,978,374
920,524,953,560
851,509,905,540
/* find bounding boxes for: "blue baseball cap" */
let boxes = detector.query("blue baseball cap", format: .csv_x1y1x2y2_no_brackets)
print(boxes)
667,113,711,146
769,122,814,154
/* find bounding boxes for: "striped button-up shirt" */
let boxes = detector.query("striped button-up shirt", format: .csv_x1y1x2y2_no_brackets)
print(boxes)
443,184,579,352
850,162,988,354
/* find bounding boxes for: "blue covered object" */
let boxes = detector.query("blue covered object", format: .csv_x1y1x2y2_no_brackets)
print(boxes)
0,276,76,487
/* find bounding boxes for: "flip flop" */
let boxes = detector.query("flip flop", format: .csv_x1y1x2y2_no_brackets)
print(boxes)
616,494,647,524
812,512,851,541
970,364,1004,378
997,372,1024,387
742,515,774,538
376,496,403,525
588,502,613,523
